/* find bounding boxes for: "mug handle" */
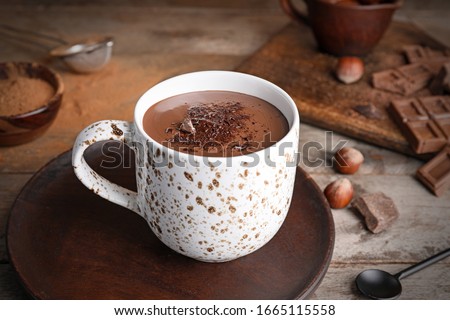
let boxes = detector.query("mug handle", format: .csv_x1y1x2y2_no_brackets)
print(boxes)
72,120,141,216
279,0,309,25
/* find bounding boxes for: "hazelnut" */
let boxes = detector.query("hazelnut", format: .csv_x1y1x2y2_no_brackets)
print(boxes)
324,178,354,209
336,56,364,84
334,147,364,174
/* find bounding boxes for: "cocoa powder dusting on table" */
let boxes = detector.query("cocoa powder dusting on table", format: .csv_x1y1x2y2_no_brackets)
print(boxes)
0,68,55,116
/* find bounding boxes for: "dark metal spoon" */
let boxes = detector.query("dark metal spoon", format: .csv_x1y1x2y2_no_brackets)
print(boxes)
356,248,450,299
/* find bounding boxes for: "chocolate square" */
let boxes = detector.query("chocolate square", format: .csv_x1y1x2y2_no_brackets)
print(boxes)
389,96,450,154
403,45,450,64
404,120,447,154
435,118,450,141
397,63,434,94
391,98,429,122
372,64,434,96
372,69,408,95
417,147,450,196
351,192,399,234
430,63,450,95
419,96,450,119
403,45,428,64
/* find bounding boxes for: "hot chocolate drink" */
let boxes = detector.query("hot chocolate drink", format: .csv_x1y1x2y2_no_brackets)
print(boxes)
73,71,300,262
143,90,289,157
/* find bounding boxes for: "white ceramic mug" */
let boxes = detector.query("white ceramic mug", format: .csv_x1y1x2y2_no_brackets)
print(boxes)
72,71,300,262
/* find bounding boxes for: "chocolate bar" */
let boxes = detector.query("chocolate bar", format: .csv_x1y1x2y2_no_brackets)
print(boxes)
373,45,450,96
404,120,447,154
416,146,450,196
430,63,450,95
351,192,399,234
419,96,450,119
372,63,434,95
389,96,450,154
403,45,450,65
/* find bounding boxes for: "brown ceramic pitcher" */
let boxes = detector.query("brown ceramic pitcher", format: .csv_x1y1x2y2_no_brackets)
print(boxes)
279,0,403,56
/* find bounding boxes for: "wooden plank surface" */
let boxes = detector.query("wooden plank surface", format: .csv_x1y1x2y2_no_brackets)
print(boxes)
311,262,450,299
1,1,450,300
0,5,287,173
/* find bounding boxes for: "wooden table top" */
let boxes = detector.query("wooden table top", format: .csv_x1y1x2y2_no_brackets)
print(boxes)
1,0,449,299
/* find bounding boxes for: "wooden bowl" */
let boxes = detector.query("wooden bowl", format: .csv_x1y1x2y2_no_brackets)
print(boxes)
0,62,64,146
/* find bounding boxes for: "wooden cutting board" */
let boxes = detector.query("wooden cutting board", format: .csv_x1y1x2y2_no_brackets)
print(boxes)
237,21,447,157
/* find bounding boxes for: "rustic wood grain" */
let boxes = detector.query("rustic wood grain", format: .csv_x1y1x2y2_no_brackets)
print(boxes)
0,0,284,9
298,124,423,175
0,1,449,300
237,21,448,157
311,174,450,263
0,4,287,173
310,262,450,300
0,55,244,173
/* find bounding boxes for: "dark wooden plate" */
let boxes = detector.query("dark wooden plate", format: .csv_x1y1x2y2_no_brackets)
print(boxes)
7,142,334,299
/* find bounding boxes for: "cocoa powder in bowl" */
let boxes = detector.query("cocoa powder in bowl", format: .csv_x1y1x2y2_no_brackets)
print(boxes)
0,64,55,116
0,62,64,146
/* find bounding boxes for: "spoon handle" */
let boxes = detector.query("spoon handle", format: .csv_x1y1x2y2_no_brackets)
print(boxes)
0,24,67,45
395,248,450,280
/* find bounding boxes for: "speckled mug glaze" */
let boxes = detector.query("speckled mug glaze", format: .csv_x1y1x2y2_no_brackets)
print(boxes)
72,71,300,262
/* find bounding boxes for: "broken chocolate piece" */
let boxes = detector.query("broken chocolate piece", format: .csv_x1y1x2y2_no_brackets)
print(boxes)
179,118,196,134
166,101,252,152
353,103,385,120
403,45,450,65
372,63,434,96
372,69,409,95
398,63,434,89
351,192,399,234
416,146,450,196
389,96,450,154
429,62,450,95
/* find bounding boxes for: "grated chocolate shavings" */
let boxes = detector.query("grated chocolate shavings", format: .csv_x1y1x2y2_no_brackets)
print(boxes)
165,101,252,152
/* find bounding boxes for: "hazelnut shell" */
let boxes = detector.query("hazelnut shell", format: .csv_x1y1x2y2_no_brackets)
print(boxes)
336,56,364,84
334,147,364,174
324,178,354,209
